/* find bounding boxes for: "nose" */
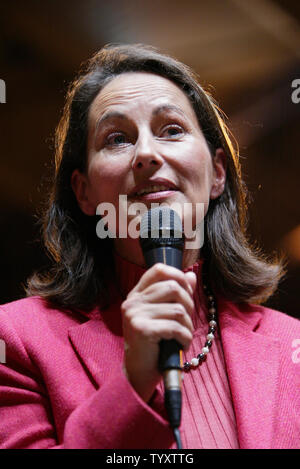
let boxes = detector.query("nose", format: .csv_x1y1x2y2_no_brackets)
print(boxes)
131,132,164,170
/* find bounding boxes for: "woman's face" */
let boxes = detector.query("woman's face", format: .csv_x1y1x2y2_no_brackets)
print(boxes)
72,72,226,264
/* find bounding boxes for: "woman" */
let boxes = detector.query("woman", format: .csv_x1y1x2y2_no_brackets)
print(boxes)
0,44,299,449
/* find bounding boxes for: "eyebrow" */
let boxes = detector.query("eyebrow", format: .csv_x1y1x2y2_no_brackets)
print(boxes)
152,104,186,117
94,104,186,135
94,111,126,135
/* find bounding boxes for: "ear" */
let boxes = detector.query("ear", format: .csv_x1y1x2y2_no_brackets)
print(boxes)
71,169,95,216
210,148,227,199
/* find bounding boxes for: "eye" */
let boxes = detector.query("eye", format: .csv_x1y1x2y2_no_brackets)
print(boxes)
105,132,128,147
161,125,185,138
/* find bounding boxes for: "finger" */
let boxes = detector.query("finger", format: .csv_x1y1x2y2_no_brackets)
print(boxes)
125,302,194,333
140,280,195,317
131,317,193,350
130,263,194,297
185,271,197,294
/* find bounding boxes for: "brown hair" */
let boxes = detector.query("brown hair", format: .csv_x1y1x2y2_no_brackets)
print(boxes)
25,43,284,311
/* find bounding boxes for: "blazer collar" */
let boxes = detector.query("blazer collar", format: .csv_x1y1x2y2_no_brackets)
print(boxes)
218,297,280,449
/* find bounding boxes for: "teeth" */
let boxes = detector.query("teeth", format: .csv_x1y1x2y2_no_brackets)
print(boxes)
136,185,173,196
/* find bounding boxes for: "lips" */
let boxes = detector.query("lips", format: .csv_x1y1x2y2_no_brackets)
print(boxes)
129,178,178,198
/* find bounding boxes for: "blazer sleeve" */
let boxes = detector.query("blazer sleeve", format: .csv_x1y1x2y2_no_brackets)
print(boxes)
62,368,174,449
0,307,174,449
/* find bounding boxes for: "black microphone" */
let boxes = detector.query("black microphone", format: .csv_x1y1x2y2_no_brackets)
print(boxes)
139,207,184,433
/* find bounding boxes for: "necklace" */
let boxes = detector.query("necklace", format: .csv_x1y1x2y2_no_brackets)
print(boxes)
182,283,217,372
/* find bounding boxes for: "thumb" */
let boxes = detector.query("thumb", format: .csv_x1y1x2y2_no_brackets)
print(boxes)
185,271,197,296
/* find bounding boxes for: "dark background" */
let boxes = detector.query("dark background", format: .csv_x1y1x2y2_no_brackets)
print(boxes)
0,0,299,317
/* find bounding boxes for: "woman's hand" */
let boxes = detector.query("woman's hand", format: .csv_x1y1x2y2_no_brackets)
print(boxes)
121,263,197,403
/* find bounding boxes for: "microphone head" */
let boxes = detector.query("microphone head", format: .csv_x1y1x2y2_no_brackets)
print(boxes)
140,206,184,252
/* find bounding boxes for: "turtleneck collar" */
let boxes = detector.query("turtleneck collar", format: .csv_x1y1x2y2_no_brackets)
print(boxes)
113,250,203,296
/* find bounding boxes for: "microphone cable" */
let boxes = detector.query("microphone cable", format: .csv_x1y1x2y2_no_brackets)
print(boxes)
160,339,183,449
173,427,183,449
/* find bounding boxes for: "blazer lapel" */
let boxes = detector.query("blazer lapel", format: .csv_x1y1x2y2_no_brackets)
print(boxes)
68,299,125,387
219,298,280,449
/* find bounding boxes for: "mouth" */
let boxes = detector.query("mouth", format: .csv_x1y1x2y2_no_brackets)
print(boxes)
129,179,179,200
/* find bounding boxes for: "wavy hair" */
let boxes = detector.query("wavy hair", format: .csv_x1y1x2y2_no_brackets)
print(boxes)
25,43,284,311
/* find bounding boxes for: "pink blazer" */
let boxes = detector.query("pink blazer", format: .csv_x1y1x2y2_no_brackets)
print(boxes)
0,294,299,449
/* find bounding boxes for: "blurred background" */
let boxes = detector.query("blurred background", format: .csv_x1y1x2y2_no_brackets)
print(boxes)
0,0,299,317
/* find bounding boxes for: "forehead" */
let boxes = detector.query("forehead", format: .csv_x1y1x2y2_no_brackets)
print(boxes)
89,72,198,125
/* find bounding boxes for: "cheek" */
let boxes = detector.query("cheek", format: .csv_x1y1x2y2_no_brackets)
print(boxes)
87,157,128,205
180,147,213,191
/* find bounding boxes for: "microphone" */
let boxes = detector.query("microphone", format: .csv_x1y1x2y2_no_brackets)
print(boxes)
139,207,184,433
